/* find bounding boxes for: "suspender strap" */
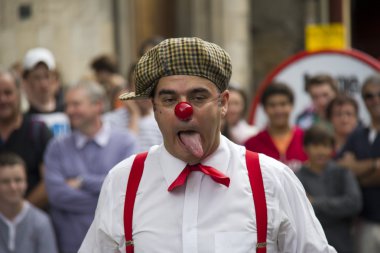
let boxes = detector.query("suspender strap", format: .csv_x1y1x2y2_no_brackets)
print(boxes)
123,152,148,253
246,151,267,253
123,151,267,253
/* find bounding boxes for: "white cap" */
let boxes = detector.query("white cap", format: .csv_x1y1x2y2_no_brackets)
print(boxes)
23,47,56,71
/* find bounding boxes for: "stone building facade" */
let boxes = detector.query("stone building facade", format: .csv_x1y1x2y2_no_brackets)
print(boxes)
1,0,360,97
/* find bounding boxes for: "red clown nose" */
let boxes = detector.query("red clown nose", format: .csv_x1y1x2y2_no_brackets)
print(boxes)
175,102,193,120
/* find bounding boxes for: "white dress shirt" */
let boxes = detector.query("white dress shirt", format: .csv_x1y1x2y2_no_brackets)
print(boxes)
79,135,336,253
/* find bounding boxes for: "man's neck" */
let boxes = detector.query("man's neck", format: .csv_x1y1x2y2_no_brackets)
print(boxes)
29,96,56,113
0,201,24,221
0,113,22,141
79,118,103,138
334,133,347,151
306,161,326,174
268,124,291,136
316,110,326,120
371,118,380,131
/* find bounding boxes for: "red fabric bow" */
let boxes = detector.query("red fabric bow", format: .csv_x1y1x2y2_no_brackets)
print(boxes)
168,163,230,191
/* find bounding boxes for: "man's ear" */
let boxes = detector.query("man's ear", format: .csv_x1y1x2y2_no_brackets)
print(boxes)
151,98,157,111
220,90,229,116
96,99,105,114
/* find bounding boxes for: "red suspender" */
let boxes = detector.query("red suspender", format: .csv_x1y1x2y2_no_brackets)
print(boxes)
123,151,267,253
246,150,267,253
123,152,148,253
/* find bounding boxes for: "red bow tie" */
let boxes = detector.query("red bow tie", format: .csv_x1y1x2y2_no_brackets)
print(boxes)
168,163,230,191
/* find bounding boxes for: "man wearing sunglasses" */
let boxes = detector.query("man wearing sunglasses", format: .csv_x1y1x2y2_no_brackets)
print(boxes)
338,75,380,253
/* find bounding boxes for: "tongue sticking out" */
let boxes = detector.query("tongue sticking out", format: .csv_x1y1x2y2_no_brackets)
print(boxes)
179,132,204,158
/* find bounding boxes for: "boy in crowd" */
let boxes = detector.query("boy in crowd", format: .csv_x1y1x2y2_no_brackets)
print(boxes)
22,47,70,136
296,126,362,253
245,81,307,171
0,152,57,253
296,74,338,129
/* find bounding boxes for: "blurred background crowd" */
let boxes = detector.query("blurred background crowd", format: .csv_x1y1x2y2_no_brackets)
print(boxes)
1,0,380,253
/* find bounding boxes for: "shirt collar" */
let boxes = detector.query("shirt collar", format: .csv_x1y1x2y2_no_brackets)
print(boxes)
159,134,231,189
0,201,30,225
74,122,111,149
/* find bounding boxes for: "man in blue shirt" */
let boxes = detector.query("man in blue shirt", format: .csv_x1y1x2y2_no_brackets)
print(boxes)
338,74,380,253
44,80,138,253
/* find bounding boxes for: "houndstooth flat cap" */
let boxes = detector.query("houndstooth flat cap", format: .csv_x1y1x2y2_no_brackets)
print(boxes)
119,37,232,100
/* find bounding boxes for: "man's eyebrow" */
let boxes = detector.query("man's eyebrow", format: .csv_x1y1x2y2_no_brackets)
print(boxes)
157,89,177,96
157,87,212,97
189,88,211,95
190,88,209,93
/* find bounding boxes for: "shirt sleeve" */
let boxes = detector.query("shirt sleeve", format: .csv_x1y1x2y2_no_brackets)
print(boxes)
36,211,59,253
79,156,136,253
262,156,337,253
312,169,362,218
39,121,53,153
337,128,358,158
81,135,138,195
44,139,98,213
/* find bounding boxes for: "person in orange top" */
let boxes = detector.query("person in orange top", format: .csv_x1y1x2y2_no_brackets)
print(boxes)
245,82,308,172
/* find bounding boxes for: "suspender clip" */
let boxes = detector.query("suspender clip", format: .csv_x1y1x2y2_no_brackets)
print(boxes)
126,240,134,246
256,242,267,249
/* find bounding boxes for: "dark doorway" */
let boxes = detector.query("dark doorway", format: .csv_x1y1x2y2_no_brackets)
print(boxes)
352,0,380,59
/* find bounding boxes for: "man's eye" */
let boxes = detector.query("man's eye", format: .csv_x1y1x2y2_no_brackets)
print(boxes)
0,179,10,184
14,178,24,183
190,96,207,103
162,98,176,105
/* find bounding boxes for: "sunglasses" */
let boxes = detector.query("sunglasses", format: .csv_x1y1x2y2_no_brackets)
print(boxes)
363,92,380,101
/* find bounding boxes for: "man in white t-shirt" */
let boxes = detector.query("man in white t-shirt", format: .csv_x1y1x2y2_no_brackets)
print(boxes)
79,37,336,253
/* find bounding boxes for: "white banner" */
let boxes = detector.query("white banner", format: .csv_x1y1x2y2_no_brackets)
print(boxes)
248,49,380,129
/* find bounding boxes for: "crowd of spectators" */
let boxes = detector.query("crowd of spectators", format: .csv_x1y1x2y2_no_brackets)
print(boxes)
0,36,379,252
0,38,162,253
243,73,380,253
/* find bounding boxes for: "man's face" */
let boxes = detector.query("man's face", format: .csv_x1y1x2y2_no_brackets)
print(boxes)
305,143,333,168
331,103,358,137
0,73,20,122
95,70,111,85
65,88,102,131
225,90,245,126
264,94,293,128
0,165,27,206
24,63,58,102
308,84,336,116
363,83,380,121
153,75,229,164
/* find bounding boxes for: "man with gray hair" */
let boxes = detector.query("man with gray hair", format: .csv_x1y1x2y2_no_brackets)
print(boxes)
80,38,335,253
44,80,138,253
338,74,380,253
0,69,52,209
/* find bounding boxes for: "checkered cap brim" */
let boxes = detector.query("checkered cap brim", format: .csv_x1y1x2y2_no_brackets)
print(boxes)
119,37,232,100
